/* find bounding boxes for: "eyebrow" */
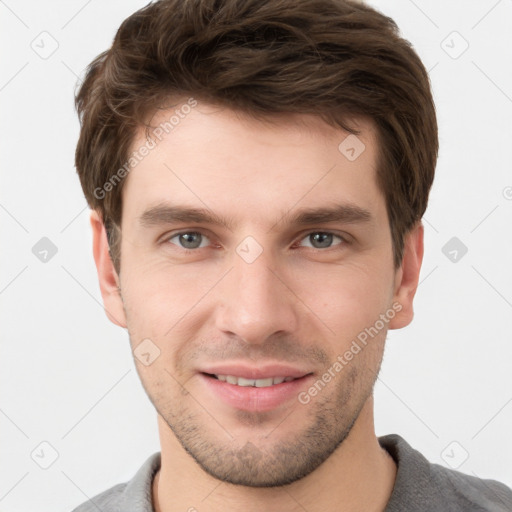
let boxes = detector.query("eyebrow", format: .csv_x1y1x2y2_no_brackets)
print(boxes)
284,204,372,227
139,204,235,230
138,202,373,231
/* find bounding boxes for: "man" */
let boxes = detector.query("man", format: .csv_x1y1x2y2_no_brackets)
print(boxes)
72,0,512,510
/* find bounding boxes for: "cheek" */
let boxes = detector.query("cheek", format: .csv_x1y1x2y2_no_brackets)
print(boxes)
292,262,394,342
120,255,222,338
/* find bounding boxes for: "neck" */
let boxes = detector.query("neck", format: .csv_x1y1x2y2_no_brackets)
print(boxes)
153,397,396,512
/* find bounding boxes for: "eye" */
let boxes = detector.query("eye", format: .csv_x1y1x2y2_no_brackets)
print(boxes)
167,231,211,250
298,232,345,249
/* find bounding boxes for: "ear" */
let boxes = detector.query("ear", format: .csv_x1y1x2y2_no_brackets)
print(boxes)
388,222,424,330
90,210,127,328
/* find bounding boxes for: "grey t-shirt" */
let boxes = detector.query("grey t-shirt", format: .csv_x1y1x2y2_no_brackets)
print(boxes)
71,434,512,511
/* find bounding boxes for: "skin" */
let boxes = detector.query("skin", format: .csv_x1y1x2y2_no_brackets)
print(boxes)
91,100,424,511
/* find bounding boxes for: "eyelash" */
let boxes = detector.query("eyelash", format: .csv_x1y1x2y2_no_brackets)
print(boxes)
162,230,349,252
295,231,348,249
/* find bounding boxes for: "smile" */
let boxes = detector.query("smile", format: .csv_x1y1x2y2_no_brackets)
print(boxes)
207,374,297,387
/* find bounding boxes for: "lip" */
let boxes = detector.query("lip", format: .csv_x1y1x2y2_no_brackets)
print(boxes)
198,363,311,380
197,364,314,412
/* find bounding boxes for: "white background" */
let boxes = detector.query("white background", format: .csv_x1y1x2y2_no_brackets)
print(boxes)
1,1,511,510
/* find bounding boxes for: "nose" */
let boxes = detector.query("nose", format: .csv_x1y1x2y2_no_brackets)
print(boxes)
214,248,299,345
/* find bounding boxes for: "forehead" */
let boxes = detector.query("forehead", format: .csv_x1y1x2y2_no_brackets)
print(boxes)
122,101,385,226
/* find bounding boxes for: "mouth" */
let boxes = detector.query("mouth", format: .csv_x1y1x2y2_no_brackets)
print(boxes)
202,373,300,388
198,368,314,412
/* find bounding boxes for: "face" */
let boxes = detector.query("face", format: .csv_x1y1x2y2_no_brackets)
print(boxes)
93,100,422,487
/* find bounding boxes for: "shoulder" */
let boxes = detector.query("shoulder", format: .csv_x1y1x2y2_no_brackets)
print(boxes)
71,483,126,512
70,452,161,512
380,434,512,512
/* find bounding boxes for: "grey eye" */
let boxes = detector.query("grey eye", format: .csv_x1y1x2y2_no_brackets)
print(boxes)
299,232,343,249
169,232,209,249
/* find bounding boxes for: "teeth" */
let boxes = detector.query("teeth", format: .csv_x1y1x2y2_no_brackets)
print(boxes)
255,378,273,387
214,375,295,387
238,377,257,387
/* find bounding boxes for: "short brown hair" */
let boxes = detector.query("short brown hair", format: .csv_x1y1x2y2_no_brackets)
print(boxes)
75,0,438,273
